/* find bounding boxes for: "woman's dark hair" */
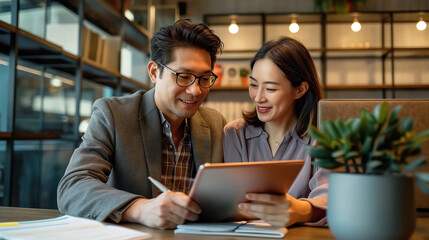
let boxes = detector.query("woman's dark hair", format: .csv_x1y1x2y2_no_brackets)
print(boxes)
151,19,223,74
243,37,322,137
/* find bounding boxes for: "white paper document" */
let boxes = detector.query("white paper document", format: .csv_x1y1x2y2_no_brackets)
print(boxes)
174,221,287,238
0,215,150,240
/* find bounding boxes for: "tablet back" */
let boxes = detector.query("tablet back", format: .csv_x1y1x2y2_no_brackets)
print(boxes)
189,160,304,222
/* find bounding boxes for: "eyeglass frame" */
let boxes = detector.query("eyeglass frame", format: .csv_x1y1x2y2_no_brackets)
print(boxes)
156,62,218,88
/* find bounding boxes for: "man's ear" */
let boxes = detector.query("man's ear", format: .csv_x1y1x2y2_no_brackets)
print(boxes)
295,81,309,100
148,61,159,84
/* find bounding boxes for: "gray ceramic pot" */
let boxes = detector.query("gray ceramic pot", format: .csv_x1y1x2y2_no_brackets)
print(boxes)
327,173,416,240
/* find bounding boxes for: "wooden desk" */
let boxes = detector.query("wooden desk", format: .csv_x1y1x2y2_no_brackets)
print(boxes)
1,207,428,240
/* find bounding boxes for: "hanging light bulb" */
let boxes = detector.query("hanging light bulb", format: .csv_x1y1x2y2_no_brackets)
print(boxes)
229,18,239,34
351,17,361,32
289,18,300,33
416,16,427,31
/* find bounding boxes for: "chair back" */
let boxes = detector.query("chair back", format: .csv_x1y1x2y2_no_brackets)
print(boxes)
318,99,429,210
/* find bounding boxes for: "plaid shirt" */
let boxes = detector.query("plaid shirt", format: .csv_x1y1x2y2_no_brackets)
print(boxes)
159,111,194,194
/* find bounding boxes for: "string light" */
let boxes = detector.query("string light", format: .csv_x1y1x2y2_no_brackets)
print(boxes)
416,16,427,31
289,18,300,33
229,18,239,34
351,17,361,32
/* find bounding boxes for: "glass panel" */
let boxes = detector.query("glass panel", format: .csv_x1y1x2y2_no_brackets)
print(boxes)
19,0,46,38
0,140,5,205
15,62,43,132
0,54,9,132
46,2,79,55
121,42,151,85
210,24,263,51
326,59,384,86
15,60,75,134
266,23,322,49
42,72,75,134
326,23,382,49
0,0,12,24
79,80,113,133
394,58,429,85
13,140,74,208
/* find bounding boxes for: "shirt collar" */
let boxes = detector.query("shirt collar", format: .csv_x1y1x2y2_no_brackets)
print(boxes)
244,121,309,144
158,110,190,133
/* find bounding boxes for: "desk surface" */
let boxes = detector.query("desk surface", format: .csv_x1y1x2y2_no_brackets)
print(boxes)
1,207,428,240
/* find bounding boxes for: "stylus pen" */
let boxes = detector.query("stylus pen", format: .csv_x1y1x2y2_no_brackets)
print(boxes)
148,176,169,193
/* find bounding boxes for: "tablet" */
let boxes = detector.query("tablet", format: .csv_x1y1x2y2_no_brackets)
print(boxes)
189,160,305,222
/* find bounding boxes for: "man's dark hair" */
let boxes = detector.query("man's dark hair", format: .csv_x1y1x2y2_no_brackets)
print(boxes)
151,19,223,73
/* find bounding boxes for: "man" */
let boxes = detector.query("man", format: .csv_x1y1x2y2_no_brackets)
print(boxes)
57,19,225,229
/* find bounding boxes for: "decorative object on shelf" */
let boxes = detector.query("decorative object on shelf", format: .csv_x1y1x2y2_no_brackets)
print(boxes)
222,65,241,86
314,0,366,14
213,63,223,87
229,16,239,34
351,16,361,32
240,68,250,87
416,16,427,31
289,17,299,33
309,102,429,240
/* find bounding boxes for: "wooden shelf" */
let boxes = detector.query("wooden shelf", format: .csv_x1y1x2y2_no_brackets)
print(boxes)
0,132,65,140
0,19,150,92
59,0,149,52
0,132,12,140
121,75,151,92
325,84,429,90
211,86,248,91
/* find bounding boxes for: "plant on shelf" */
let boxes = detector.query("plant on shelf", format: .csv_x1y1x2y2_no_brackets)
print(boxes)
240,68,250,87
308,102,429,240
313,0,366,14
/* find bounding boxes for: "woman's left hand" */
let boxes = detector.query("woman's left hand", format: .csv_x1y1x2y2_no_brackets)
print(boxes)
239,193,313,227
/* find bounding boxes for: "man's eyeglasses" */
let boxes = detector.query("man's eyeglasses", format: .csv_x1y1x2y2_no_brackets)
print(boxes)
157,62,218,88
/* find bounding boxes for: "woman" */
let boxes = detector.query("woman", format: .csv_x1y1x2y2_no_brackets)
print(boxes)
223,37,328,227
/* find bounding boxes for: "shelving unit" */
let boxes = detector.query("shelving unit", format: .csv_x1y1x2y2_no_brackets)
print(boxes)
0,0,152,208
205,11,429,100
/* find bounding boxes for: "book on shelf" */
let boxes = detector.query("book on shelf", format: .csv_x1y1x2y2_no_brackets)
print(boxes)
0,215,150,240
101,36,121,71
174,221,287,238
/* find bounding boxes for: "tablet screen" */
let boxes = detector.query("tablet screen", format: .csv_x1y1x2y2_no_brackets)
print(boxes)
189,160,304,222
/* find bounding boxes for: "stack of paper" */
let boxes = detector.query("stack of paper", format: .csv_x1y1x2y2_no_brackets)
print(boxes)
174,221,287,238
0,215,150,240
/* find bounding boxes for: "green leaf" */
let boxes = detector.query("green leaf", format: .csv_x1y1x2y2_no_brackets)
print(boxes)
405,156,426,170
350,118,361,135
314,159,343,169
361,136,373,155
388,105,402,125
412,129,429,144
344,151,359,159
401,117,413,132
309,147,333,159
373,102,388,125
335,118,348,139
416,177,429,195
323,120,341,140
401,144,421,161
390,162,400,172
416,172,429,182
332,149,346,158
309,126,330,143
366,160,383,172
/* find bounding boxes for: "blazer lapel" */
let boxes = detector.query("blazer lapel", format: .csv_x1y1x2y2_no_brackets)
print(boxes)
190,111,211,168
138,89,163,197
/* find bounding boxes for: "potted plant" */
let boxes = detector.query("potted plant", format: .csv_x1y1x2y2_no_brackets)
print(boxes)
308,102,429,240
240,68,250,86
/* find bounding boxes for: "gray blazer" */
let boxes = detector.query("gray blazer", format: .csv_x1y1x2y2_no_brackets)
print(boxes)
57,89,226,222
